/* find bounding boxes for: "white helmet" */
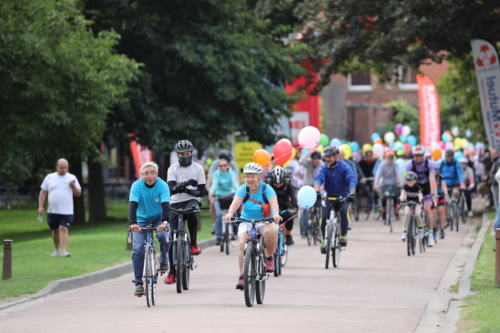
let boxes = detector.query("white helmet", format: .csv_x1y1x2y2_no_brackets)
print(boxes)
243,162,262,174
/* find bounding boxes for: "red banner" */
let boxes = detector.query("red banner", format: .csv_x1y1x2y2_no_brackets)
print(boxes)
417,74,441,146
129,136,153,179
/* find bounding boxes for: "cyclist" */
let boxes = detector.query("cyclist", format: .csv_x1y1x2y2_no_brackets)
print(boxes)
358,150,377,212
374,152,404,221
222,162,282,291
264,166,298,245
437,149,465,207
164,140,206,285
399,171,424,240
406,145,438,247
298,150,323,236
339,149,358,228
459,157,475,217
129,162,171,297
315,146,356,252
208,156,240,245
435,172,449,239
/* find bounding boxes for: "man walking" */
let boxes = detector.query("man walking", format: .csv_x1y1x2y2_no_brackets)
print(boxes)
38,158,82,257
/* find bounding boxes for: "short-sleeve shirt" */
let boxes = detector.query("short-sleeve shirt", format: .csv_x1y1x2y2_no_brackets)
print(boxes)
41,172,81,215
235,182,276,220
208,159,239,176
167,162,206,204
129,178,170,222
403,183,422,202
406,159,435,184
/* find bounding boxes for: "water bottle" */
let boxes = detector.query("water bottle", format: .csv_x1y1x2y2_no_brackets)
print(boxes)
37,215,43,222
250,226,256,239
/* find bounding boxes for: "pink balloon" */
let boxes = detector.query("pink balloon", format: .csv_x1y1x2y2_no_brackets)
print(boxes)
445,142,454,150
298,126,321,149
439,141,446,149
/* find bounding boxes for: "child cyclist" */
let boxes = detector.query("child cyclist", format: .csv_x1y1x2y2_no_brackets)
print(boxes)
399,171,424,240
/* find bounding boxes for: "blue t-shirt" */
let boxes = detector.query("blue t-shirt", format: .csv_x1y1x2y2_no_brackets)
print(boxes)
235,182,276,220
129,178,170,222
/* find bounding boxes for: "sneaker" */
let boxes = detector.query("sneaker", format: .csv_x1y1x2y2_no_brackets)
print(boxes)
285,235,294,246
428,234,435,247
401,232,407,241
440,229,445,239
418,229,424,239
50,249,61,257
191,244,202,255
236,275,244,291
134,284,145,297
339,238,347,247
348,223,352,230
164,273,176,284
320,246,326,254
468,211,473,217
215,238,221,246
382,212,387,220
160,262,169,273
60,250,71,257
265,256,275,272
395,214,400,221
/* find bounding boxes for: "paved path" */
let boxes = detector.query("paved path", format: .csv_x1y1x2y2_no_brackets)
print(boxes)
0,215,478,333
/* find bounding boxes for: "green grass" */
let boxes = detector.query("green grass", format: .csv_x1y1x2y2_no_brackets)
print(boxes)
457,212,500,332
0,203,213,299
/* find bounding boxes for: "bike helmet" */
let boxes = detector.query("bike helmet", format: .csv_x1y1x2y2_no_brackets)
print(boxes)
218,149,232,162
175,140,194,153
310,151,321,159
412,145,425,156
324,145,340,156
271,166,286,184
243,162,262,174
405,171,418,181
445,149,454,157
459,157,468,164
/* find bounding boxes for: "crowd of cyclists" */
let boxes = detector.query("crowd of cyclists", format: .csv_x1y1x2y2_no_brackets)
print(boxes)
128,139,497,296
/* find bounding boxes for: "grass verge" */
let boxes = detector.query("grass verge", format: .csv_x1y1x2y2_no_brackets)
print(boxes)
0,202,213,300
457,211,500,332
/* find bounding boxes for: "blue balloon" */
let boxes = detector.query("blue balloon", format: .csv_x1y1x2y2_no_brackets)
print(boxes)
399,135,408,143
395,158,406,174
455,151,464,159
297,186,317,208
371,132,381,143
351,141,359,152
407,135,417,146
330,138,341,147
389,141,395,148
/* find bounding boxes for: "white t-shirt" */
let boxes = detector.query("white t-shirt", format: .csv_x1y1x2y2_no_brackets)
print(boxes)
167,162,206,204
40,172,81,215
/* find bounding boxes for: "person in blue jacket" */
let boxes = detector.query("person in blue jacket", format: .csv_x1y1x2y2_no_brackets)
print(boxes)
314,145,356,251
437,149,466,199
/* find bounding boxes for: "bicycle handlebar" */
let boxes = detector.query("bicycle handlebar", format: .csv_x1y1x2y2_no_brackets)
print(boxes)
230,217,275,224
324,195,348,202
170,205,210,215
400,201,420,207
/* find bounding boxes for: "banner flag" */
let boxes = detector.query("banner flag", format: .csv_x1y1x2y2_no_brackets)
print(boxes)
471,39,500,149
129,136,153,179
416,74,441,146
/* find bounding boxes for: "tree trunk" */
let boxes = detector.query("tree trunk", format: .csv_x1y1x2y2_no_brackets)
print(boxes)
70,156,86,225
88,159,107,222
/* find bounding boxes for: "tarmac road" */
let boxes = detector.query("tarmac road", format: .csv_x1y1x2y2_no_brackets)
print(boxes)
0,215,474,333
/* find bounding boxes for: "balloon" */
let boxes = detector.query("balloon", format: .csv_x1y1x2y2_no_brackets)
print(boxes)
441,133,450,143
451,126,460,137
455,151,464,159
316,145,325,153
283,159,291,168
253,149,271,167
291,149,297,159
395,123,404,136
460,138,468,149
439,141,446,149
465,129,472,138
454,137,462,147
341,139,349,144
351,141,360,152
273,140,293,166
279,138,292,146
297,186,317,208
431,148,442,160
394,141,403,149
402,125,411,136
339,144,352,159
319,134,329,147
330,138,342,147
373,143,384,157
371,132,381,143
444,130,453,138
374,138,383,144
445,142,454,150
399,135,408,143
403,143,411,154
430,142,439,149
298,126,321,149
396,158,406,172
362,143,373,153
407,135,417,146
301,148,309,155
464,149,471,156
389,141,395,148
384,132,396,143
396,148,405,156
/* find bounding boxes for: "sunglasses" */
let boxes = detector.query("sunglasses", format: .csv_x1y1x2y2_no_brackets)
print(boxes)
414,154,424,157
219,164,228,167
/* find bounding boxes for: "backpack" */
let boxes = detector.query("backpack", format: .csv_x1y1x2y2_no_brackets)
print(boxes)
238,184,271,217
439,160,458,180
411,158,429,182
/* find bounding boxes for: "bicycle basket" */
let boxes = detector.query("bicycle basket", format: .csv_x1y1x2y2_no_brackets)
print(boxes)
218,194,234,210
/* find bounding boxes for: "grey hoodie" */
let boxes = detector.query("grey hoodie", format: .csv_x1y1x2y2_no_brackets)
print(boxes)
299,151,324,187
375,160,404,187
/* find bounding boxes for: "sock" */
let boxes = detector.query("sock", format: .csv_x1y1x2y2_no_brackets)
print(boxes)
428,229,433,232
403,228,407,232
418,225,423,229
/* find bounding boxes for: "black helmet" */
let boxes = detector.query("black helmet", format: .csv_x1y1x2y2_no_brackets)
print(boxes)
175,140,194,153
310,151,321,159
218,149,232,161
445,149,454,157
405,171,418,181
324,145,339,156
271,166,286,184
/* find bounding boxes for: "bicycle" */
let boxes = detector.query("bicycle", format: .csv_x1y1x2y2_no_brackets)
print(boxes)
351,192,360,221
170,205,209,294
217,195,234,255
363,178,381,220
380,185,398,233
231,217,273,307
447,193,460,232
401,201,425,256
139,224,164,307
273,210,292,277
324,195,348,269
307,203,322,246
458,190,467,224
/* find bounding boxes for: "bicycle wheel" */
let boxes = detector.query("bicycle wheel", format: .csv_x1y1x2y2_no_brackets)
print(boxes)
411,217,416,256
453,202,459,232
364,206,370,220
256,248,266,305
387,199,393,233
273,250,280,277
144,245,152,307
460,197,467,223
407,217,413,256
243,247,256,307
182,241,190,290
332,225,340,268
307,224,313,246
225,226,230,255
281,244,288,267
176,239,184,294
151,252,157,306
353,202,359,221
325,224,333,269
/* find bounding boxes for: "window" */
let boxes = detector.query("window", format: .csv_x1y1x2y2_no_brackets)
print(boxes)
398,66,418,90
348,70,372,91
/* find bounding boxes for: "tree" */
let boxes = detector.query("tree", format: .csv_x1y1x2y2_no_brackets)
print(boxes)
384,100,420,143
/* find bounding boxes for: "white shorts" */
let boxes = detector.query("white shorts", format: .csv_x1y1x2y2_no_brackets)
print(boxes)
237,222,275,236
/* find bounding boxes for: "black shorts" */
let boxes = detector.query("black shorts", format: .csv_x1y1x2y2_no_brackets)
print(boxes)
437,194,446,207
47,213,74,230
418,182,433,201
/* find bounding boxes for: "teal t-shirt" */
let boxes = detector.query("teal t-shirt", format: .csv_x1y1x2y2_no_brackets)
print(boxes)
129,178,170,222
235,182,276,220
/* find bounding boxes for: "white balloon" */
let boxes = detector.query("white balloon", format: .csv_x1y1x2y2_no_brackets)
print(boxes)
373,143,384,157
384,132,395,143
451,126,460,137
402,125,411,136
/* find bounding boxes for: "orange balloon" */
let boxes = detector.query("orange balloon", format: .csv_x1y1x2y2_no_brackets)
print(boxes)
374,138,383,144
253,149,272,167
431,148,442,160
